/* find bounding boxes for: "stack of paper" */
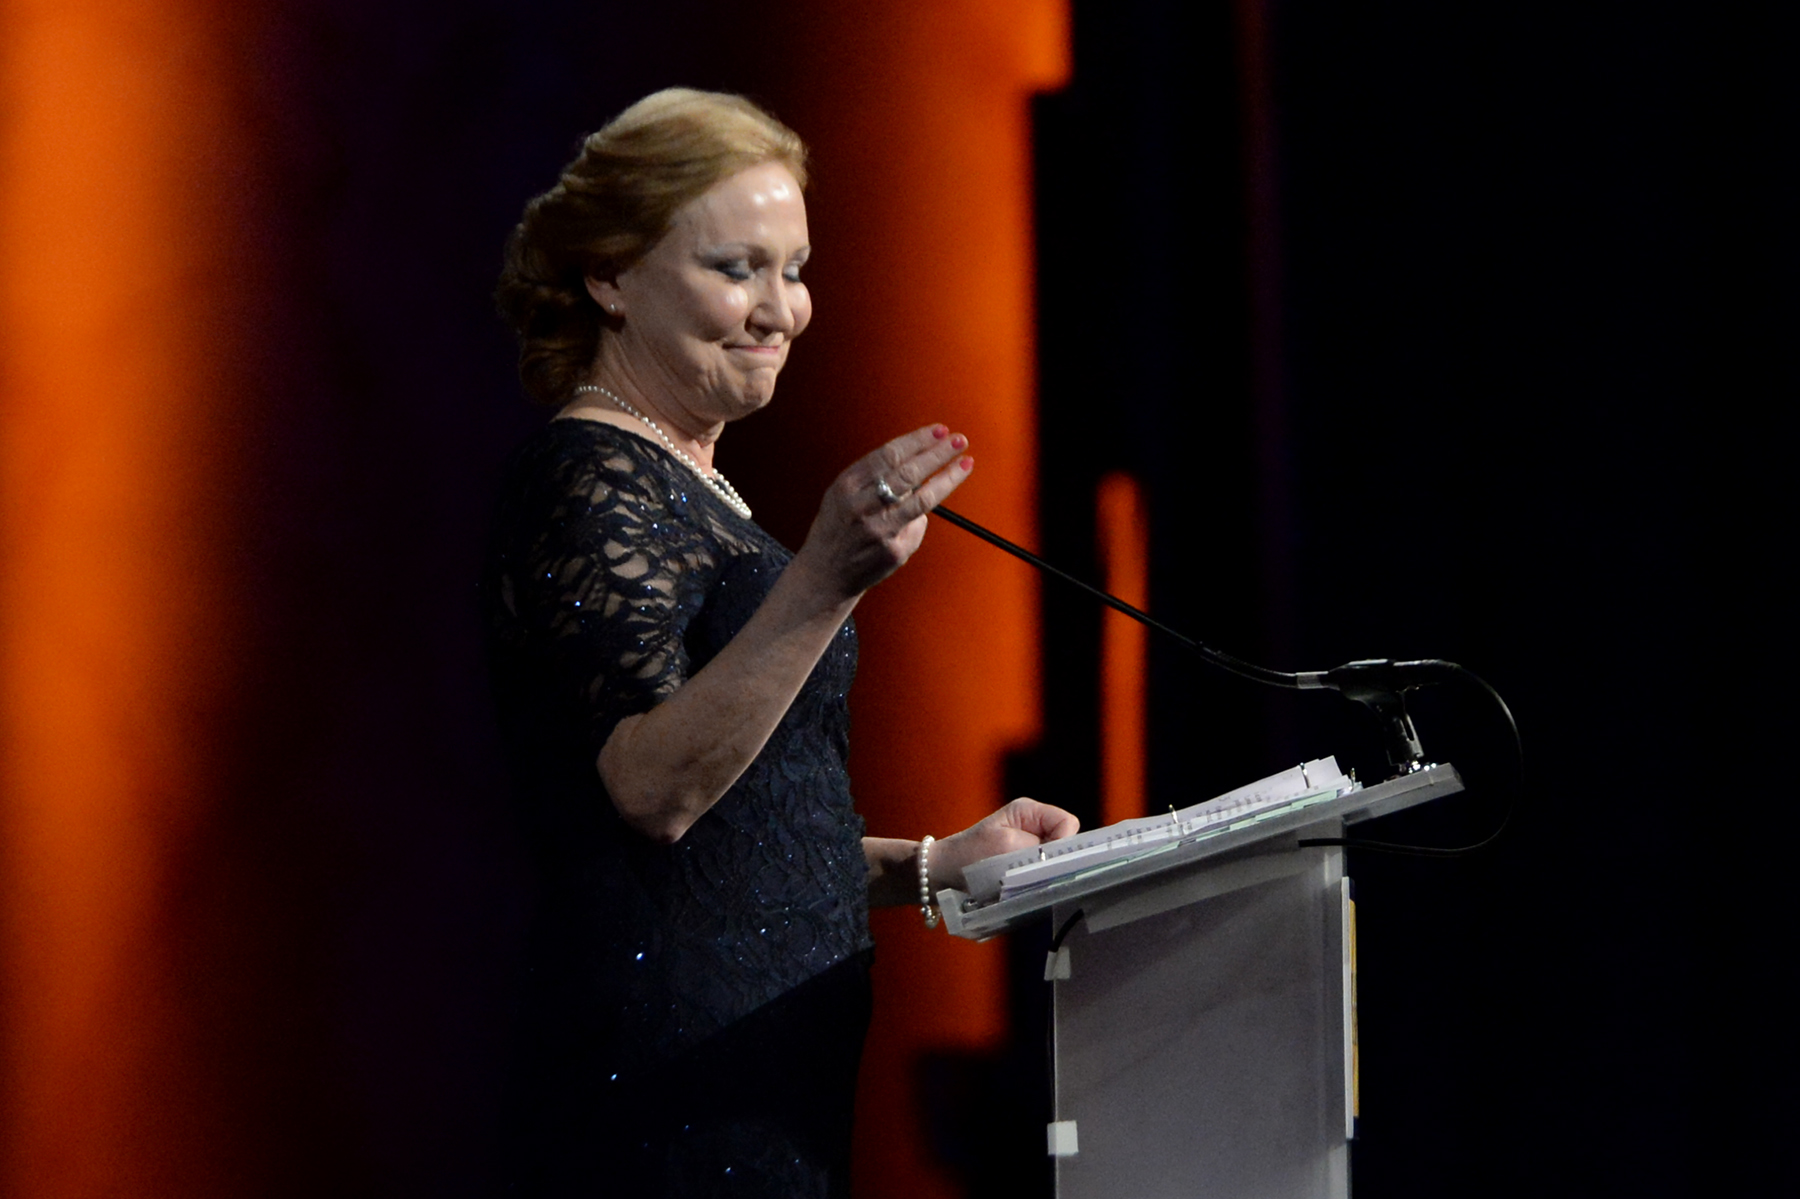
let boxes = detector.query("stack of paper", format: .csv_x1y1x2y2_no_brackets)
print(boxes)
961,757,1357,904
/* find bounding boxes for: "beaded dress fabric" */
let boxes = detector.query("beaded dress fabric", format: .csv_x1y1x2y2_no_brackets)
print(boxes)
483,419,872,1197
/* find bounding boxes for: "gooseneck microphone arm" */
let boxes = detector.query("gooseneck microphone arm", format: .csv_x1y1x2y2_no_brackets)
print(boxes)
929,507,1298,688
932,505,1459,775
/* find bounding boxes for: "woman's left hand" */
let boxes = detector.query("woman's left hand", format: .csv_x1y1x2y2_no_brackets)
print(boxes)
931,798,1081,892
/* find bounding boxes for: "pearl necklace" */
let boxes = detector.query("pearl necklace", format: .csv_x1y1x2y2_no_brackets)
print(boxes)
571,384,752,519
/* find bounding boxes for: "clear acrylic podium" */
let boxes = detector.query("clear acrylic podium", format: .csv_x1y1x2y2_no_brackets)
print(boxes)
941,764,1464,1199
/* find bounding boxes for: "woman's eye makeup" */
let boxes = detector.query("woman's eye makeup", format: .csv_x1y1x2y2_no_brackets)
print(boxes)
705,249,807,282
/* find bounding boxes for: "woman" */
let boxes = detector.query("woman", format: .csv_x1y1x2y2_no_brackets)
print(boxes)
485,89,1078,1196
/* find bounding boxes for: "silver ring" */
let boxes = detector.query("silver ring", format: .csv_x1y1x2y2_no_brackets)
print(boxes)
874,478,903,505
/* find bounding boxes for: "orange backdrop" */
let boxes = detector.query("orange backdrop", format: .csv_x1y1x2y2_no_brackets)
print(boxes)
0,1,1075,1195
0,0,260,1193
736,4,1070,1193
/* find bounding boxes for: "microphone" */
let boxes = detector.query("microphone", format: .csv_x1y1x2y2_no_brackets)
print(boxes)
932,505,1458,776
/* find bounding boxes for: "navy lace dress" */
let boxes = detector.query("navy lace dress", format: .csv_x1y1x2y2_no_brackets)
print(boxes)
483,419,874,1197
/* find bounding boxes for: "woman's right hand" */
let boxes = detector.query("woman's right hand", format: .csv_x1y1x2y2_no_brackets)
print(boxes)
597,424,970,842
791,424,974,600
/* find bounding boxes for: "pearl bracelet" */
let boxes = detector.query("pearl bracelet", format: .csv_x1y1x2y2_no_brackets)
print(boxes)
918,835,940,929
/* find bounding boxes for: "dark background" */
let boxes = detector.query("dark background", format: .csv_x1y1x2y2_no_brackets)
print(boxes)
149,0,1790,1194
1031,2,1791,1196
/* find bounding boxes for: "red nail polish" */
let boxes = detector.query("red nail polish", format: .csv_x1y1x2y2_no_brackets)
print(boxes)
932,425,949,439
950,434,968,451
959,456,974,471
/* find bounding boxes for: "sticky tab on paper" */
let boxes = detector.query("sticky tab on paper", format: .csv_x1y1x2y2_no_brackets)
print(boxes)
1047,1121,1079,1157
1044,946,1071,980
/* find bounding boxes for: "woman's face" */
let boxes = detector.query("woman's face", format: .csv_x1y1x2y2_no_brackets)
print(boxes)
599,162,812,429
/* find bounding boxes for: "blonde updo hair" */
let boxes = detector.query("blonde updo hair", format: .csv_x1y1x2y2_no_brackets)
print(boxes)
495,88,809,405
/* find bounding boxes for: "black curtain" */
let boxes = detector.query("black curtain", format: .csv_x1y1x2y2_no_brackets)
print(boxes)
1029,1,1791,1195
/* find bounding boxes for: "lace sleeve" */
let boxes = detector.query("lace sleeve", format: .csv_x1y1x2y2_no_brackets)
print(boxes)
491,425,728,755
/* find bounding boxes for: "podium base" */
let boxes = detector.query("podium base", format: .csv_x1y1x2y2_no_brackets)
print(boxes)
1052,842,1353,1199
